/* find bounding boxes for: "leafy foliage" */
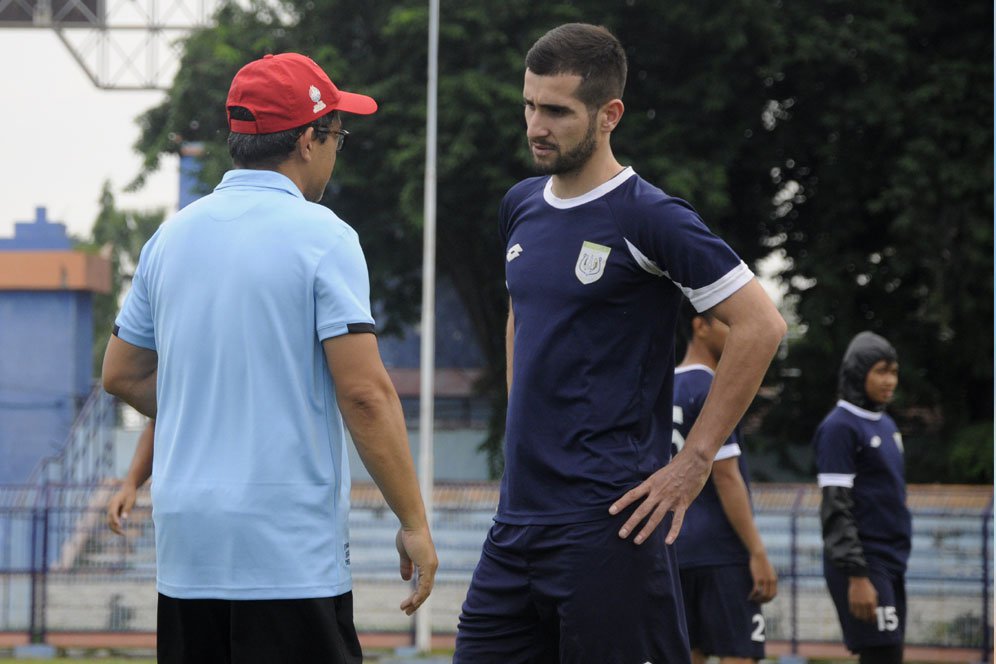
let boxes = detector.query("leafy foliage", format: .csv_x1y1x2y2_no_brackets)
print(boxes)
129,0,992,481
76,183,164,373
758,0,994,481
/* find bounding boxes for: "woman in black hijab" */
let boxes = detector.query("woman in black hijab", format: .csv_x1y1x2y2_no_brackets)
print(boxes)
812,331,911,664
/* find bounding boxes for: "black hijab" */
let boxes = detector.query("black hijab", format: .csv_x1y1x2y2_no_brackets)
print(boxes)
837,331,898,412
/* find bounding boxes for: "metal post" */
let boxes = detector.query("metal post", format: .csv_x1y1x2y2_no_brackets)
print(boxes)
27,506,40,643
982,496,993,663
414,0,439,653
27,485,50,645
789,487,804,656
38,499,49,642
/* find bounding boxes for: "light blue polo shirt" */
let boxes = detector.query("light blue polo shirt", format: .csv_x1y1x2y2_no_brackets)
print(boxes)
115,169,374,599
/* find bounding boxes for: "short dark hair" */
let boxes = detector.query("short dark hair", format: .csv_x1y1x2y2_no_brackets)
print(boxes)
675,298,712,361
227,109,337,169
525,23,627,109
677,298,700,345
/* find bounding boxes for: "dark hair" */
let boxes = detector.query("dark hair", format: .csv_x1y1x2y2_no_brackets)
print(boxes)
678,298,714,344
675,298,713,360
227,109,337,169
525,23,627,109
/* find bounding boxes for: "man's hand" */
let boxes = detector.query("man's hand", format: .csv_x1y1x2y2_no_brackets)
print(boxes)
848,576,878,623
609,448,711,545
107,483,138,535
107,421,154,536
748,551,778,603
395,526,439,615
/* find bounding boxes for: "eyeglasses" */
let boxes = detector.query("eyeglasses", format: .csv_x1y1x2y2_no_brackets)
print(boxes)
315,127,349,152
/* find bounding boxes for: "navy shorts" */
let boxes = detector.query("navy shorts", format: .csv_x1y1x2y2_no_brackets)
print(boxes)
679,564,765,659
454,512,690,664
824,557,906,652
157,592,362,664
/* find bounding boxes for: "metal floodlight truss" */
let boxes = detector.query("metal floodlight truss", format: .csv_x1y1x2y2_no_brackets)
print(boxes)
0,0,217,90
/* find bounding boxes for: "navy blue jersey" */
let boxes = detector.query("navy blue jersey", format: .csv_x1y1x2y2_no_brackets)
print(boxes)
672,365,751,568
814,401,912,572
498,168,753,524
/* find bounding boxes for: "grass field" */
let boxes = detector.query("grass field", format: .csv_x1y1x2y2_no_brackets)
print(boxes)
0,657,964,664
0,660,940,664
0,660,155,663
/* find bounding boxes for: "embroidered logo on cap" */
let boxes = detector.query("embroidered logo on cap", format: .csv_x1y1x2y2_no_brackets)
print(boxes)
309,85,327,114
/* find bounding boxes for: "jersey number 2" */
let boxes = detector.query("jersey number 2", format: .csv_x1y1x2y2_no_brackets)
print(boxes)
751,614,765,642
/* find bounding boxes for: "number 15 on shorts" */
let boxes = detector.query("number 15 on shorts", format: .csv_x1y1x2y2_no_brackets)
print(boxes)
875,606,899,632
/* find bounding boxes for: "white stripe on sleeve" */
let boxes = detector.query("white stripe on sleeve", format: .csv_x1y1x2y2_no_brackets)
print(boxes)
714,443,742,462
624,238,666,276
817,473,855,488
682,261,755,312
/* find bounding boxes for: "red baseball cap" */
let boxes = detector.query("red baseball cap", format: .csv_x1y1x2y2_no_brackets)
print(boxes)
226,52,377,134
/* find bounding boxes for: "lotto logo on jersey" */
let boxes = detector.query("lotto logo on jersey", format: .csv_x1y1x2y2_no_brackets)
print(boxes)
575,241,611,284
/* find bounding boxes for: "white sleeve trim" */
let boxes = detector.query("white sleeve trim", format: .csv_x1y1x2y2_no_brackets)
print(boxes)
818,473,855,488
674,363,715,377
674,261,755,312
714,443,742,462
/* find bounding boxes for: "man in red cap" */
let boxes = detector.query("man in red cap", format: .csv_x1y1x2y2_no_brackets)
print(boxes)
103,52,437,663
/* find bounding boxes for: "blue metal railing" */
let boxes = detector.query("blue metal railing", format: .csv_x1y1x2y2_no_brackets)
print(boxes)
0,482,990,657
7,385,117,641
28,386,116,488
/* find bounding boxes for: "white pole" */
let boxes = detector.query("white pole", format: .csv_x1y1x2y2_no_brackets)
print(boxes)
415,0,439,653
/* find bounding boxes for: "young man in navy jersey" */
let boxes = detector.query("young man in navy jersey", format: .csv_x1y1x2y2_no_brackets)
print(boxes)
454,23,786,663
673,301,777,664
814,331,910,664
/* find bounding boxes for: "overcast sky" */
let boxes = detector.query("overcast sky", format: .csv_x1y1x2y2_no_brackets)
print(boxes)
0,29,178,241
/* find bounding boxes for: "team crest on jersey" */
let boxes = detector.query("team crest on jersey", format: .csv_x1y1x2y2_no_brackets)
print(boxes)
870,435,882,448
575,241,611,284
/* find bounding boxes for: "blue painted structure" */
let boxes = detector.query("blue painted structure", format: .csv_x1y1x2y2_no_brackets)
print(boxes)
178,142,206,210
0,208,101,482
0,208,72,251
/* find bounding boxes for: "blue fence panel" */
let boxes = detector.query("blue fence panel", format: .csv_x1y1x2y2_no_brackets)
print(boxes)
0,482,989,659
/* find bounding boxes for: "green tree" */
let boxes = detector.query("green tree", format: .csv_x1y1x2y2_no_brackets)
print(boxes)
132,1,296,194
78,182,164,374
757,0,993,482
131,0,796,475
130,0,992,481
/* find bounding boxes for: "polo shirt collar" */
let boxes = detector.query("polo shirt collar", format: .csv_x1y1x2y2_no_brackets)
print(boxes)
214,169,305,199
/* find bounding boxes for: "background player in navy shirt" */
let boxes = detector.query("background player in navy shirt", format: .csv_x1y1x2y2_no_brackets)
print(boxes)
673,301,777,663
814,332,911,664
454,23,786,663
